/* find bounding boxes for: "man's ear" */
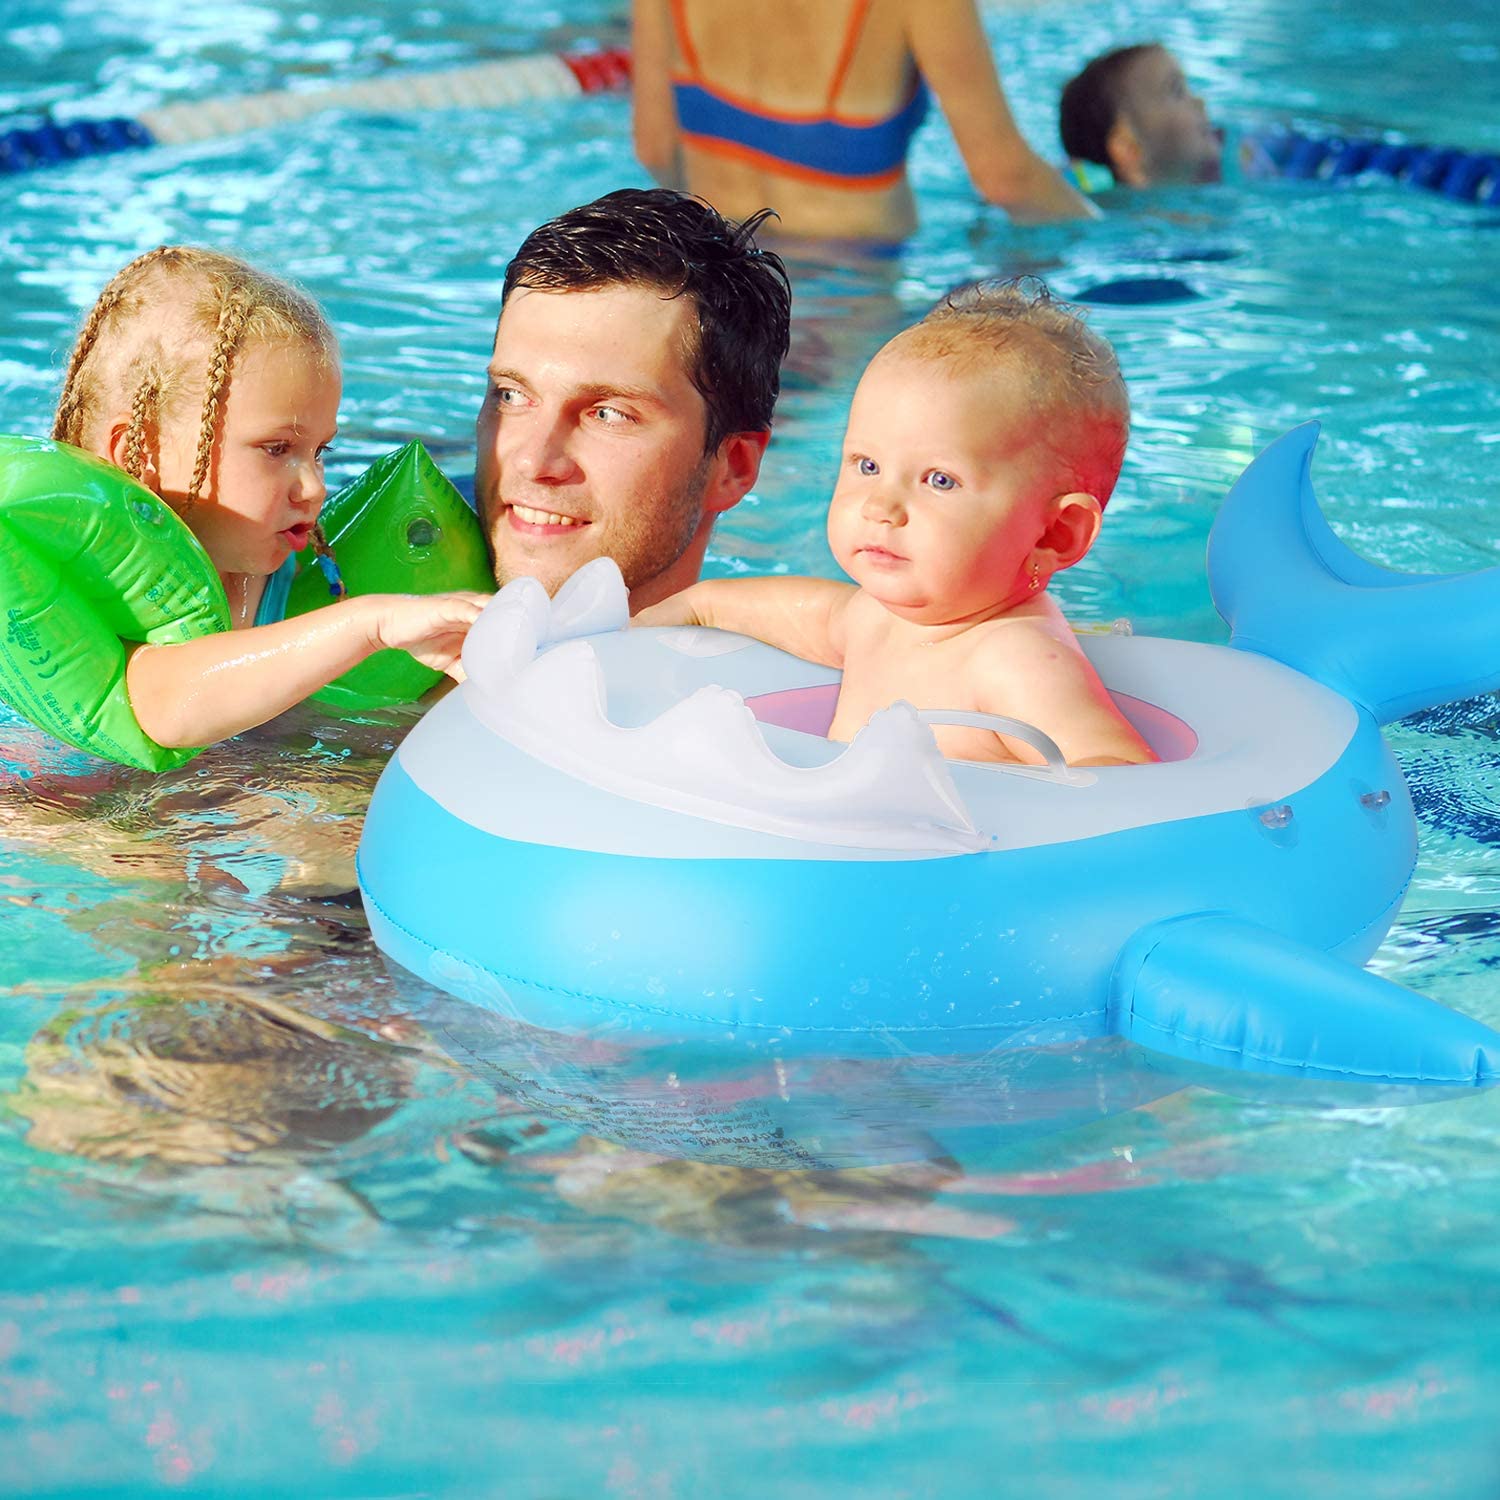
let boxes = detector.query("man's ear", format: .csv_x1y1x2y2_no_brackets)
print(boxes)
1035,492,1103,577
703,429,771,516
1106,119,1149,187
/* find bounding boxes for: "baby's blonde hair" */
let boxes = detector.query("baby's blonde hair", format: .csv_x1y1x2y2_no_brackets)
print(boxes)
895,277,1130,505
52,245,335,507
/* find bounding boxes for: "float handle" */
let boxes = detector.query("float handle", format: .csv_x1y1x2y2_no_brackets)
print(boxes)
914,710,1082,783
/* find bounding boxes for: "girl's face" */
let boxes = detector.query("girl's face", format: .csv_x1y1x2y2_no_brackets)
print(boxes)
157,338,341,577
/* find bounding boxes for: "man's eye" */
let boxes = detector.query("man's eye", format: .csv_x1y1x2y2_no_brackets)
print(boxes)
924,469,958,492
592,405,631,425
856,456,879,476
493,386,524,407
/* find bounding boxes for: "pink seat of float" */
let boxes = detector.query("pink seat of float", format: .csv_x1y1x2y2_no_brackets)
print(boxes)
744,683,1198,762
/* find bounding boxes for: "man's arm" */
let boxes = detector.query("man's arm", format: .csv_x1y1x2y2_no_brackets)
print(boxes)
634,577,855,668
905,0,1099,223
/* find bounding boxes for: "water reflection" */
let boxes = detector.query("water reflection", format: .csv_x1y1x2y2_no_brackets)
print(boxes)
410,979,1187,1171
15,988,416,1167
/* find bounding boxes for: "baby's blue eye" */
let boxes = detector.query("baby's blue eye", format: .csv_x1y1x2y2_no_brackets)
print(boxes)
925,470,957,492
857,457,879,476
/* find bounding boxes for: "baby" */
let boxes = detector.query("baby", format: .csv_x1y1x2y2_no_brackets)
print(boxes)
636,279,1156,767
51,245,488,752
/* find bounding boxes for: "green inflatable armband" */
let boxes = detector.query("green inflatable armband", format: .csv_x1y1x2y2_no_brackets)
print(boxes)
285,440,492,710
0,435,229,772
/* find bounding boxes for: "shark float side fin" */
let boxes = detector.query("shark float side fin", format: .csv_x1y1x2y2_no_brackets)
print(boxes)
1109,912,1498,1087
1208,423,1500,724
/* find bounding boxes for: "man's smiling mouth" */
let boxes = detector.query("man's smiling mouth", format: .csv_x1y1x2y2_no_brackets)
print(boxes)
508,503,587,529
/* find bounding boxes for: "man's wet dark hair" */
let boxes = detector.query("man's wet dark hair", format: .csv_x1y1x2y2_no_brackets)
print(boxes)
1059,43,1159,169
501,188,792,453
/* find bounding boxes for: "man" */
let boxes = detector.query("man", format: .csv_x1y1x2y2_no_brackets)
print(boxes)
1059,44,1224,188
476,188,793,612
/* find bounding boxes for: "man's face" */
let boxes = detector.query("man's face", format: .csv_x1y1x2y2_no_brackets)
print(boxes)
1118,47,1223,185
476,283,719,601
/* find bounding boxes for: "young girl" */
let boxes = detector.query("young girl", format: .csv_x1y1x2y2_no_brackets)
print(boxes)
51,245,488,751
637,281,1156,767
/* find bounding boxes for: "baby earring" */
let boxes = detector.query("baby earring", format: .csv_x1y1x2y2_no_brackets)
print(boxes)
1028,559,1041,592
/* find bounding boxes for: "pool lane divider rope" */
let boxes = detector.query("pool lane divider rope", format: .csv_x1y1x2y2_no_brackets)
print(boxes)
3,49,1495,209
0,45,632,175
1257,128,1500,206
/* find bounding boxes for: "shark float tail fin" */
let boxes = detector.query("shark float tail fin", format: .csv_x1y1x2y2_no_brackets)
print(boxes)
1110,913,1497,1088
1208,423,1500,724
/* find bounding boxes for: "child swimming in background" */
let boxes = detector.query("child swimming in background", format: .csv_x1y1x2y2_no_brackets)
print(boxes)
1059,44,1248,188
636,279,1156,767
51,246,489,751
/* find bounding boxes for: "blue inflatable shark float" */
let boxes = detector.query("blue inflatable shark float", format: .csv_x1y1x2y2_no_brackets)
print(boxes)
359,425,1500,1090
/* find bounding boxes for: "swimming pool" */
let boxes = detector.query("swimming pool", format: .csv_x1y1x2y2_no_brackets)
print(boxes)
2,0,1498,1494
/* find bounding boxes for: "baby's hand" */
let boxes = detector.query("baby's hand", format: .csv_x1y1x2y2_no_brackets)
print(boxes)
633,586,704,628
366,591,492,673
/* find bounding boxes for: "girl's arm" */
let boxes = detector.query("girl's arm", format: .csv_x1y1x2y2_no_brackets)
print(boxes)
634,577,855,668
631,0,686,189
906,0,1098,223
124,592,489,749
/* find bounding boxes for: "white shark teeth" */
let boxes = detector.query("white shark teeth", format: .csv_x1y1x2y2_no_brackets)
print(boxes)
459,558,981,853
550,556,630,640
461,574,548,696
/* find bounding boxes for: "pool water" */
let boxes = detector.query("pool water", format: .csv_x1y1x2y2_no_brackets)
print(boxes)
2,1,1499,1495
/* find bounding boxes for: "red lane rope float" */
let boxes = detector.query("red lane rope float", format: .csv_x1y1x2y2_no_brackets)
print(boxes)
0,46,634,173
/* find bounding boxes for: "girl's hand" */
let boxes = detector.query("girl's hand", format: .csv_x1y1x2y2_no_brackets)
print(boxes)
367,591,492,672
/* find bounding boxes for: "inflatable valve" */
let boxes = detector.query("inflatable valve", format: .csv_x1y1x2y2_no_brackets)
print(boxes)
285,440,492,711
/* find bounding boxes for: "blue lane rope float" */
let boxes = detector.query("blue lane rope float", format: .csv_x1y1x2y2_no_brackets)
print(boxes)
0,46,632,176
0,116,154,173
1258,129,1500,204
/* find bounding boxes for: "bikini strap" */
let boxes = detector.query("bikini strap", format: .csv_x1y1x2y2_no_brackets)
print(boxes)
667,0,702,79
824,0,875,112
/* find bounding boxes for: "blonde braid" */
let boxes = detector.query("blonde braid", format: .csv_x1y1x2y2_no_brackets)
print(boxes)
188,291,250,506
51,246,180,446
120,373,161,483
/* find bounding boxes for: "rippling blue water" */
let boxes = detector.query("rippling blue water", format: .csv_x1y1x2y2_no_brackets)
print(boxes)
2,1,1499,1495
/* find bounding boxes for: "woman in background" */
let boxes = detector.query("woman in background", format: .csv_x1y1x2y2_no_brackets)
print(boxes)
632,0,1095,242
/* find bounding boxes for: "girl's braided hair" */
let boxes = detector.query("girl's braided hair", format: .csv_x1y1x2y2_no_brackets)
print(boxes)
52,246,334,509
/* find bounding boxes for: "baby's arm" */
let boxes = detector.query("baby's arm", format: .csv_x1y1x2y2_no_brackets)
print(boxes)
975,624,1158,767
124,592,489,749
634,578,856,668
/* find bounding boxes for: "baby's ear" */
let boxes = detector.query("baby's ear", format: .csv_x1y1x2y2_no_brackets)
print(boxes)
1039,492,1103,571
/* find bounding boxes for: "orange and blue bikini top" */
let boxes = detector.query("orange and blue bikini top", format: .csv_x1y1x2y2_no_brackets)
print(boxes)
668,0,930,190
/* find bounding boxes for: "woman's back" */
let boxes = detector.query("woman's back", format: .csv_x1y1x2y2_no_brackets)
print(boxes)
636,0,924,239
633,0,1094,240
